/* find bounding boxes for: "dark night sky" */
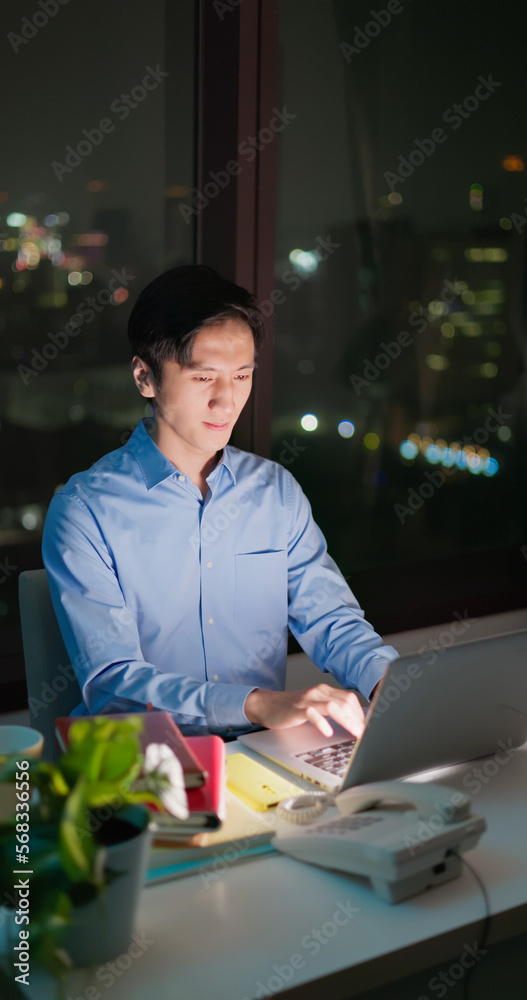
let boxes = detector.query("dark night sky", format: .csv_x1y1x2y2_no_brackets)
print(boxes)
277,0,527,241
1,1,526,249
0,0,193,263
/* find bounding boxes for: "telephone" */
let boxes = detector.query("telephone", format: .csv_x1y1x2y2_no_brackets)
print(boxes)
272,781,486,903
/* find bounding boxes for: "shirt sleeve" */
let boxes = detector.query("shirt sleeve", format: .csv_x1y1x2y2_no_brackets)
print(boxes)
285,473,400,700
41,492,256,732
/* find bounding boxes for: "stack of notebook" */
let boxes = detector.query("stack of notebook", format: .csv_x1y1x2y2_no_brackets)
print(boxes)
55,710,281,881
148,733,226,839
55,711,228,840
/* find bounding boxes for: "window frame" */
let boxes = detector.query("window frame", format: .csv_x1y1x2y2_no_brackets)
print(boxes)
196,0,278,457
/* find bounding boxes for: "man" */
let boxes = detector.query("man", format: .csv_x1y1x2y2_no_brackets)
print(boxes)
42,264,399,739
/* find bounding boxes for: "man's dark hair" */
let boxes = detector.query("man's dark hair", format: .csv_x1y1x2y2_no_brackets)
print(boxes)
127,264,266,385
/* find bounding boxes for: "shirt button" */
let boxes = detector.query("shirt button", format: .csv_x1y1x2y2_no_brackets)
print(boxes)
206,561,213,568
177,475,185,482
208,617,214,625
213,674,219,681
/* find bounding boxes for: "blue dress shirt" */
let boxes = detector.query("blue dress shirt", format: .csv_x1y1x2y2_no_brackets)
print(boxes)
41,417,399,735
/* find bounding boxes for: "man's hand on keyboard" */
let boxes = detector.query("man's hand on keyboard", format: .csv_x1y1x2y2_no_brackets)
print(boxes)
244,684,366,739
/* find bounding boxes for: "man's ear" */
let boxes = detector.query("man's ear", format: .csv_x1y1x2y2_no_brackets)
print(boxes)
131,355,156,399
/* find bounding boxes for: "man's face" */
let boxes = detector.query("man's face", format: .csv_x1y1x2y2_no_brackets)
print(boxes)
135,318,256,455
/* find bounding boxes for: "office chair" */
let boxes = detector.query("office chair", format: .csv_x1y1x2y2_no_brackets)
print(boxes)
18,569,83,763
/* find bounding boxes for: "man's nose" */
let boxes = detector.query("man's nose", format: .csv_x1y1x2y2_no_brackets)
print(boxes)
209,379,235,413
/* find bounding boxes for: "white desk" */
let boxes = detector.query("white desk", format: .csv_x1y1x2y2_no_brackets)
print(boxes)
36,740,527,1000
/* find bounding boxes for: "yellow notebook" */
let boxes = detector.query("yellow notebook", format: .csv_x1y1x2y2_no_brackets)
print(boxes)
226,753,302,811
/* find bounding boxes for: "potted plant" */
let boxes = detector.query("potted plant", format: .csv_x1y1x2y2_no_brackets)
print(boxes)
0,715,174,999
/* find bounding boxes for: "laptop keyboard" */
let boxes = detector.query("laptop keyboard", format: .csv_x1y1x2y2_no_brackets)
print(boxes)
294,739,357,778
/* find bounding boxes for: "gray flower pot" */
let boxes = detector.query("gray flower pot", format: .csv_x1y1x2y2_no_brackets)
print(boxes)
60,805,152,968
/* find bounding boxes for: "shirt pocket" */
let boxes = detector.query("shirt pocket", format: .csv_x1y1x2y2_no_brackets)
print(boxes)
234,550,288,625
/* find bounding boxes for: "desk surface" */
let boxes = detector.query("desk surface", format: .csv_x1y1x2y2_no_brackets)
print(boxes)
35,739,525,1000
1,742,526,1000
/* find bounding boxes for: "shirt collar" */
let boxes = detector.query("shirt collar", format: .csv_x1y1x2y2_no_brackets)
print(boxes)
216,444,237,485
126,418,237,490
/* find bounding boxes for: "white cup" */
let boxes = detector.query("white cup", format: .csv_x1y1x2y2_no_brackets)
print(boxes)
0,726,44,821
0,726,43,759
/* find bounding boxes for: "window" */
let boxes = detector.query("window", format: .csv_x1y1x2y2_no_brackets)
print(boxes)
271,0,527,632
0,0,196,705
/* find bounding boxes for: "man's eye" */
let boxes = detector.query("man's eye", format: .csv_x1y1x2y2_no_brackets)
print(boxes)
235,374,250,380
193,376,211,382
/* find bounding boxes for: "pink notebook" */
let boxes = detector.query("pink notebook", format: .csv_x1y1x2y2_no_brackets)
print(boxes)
150,735,226,840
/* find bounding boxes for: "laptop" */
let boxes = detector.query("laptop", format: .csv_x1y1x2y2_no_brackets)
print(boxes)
237,628,527,791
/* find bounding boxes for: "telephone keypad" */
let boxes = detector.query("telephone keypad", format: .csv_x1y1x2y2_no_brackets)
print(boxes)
305,814,383,836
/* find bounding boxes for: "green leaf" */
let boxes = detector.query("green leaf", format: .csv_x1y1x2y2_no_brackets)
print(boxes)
91,718,118,741
58,775,96,882
60,741,96,781
28,760,70,797
126,754,145,786
41,890,73,926
83,780,123,809
68,719,92,744
99,738,140,782
86,740,108,781
59,821,91,878
122,789,164,809
43,763,71,796
115,715,144,735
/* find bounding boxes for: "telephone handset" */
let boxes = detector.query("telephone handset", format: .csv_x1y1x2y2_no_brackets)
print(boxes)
335,780,473,822
272,780,486,903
